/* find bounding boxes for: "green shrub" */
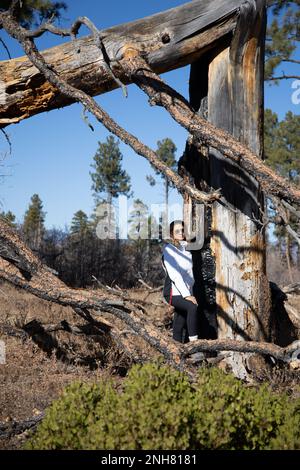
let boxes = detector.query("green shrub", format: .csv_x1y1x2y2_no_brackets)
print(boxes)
25,363,300,450
25,380,117,450
193,367,288,449
268,400,300,450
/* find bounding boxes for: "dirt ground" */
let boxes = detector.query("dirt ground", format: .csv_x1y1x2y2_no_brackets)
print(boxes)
0,280,168,449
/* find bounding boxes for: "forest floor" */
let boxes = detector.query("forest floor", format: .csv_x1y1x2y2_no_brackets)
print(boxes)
1,279,300,450
0,280,168,449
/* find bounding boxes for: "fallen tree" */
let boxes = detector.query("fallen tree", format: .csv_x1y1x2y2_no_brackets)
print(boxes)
0,0,241,127
1,5,300,207
1,218,300,374
1,1,300,379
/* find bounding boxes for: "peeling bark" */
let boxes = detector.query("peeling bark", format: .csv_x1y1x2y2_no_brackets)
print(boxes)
0,0,242,127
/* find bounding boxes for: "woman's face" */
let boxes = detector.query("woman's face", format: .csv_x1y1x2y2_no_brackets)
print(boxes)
172,223,185,241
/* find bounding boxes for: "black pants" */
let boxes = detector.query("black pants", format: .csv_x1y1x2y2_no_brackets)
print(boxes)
170,295,200,343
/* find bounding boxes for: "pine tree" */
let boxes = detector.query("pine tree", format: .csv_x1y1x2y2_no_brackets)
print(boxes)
0,210,16,228
22,193,46,250
146,138,177,226
128,199,149,240
90,135,132,203
265,109,300,181
265,109,300,279
266,1,300,82
70,210,91,235
66,210,94,286
128,199,162,281
90,135,132,239
0,1,67,29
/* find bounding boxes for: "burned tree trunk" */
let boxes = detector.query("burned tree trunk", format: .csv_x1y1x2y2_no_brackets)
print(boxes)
185,0,270,378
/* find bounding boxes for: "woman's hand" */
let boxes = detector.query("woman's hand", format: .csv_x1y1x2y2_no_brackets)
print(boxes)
184,295,198,305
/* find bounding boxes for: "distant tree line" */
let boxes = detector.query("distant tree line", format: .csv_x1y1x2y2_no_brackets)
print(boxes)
0,135,173,288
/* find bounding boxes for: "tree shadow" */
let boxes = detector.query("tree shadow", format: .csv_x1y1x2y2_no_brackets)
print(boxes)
22,317,113,370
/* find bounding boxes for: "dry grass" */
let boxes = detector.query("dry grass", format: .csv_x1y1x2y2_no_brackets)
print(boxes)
2,278,298,449
0,280,168,449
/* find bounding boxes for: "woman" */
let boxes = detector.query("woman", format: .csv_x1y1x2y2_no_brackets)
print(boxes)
162,219,200,344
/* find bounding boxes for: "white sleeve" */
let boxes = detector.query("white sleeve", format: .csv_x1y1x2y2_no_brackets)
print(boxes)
163,245,191,298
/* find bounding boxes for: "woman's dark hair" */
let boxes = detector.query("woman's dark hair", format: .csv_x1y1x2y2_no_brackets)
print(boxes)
170,220,184,240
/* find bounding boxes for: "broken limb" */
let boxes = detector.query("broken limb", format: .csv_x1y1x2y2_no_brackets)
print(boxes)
1,218,300,371
272,198,300,248
0,11,218,206
122,55,300,208
184,338,300,364
0,1,241,126
0,413,45,439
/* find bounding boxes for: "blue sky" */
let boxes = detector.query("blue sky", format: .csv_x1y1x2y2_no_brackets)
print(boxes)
0,0,299,230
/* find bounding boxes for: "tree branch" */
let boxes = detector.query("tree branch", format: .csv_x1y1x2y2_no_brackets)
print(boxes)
281,59,300,65
1,217,300,371
0,9,299,377
122,55,300,207
273,197,300,248
0,11,218,206
267,74,300,81
0,36,11,59
185,338,300,363
0,413,45,439
281,200,300,220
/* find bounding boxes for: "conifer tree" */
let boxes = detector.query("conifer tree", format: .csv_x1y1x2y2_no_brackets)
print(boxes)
146,138,177,226
0,0,67,29
0,210,16,228
265,109,300,181
90,135,132,238
70,210,91,235
265,109,300,278
266,1,300,82
128,199,162,281
22,193,45,250
128,199,149,241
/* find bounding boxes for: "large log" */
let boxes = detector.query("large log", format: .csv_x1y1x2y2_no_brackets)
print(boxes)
0,0,247,127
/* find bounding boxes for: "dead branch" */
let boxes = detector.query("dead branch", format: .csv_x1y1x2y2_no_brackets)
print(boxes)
282,283,300,295
1,218,300,371
0,413,44,439
0,11,219,206
0,0,240,126
273,197,300,247
137,279,152,290
0,8,300,376
281,200,300,220
92,275,165,310
185,338,300,363
122,55,300,208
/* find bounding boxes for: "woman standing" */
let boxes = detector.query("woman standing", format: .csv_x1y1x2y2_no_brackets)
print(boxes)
162,219,200,344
